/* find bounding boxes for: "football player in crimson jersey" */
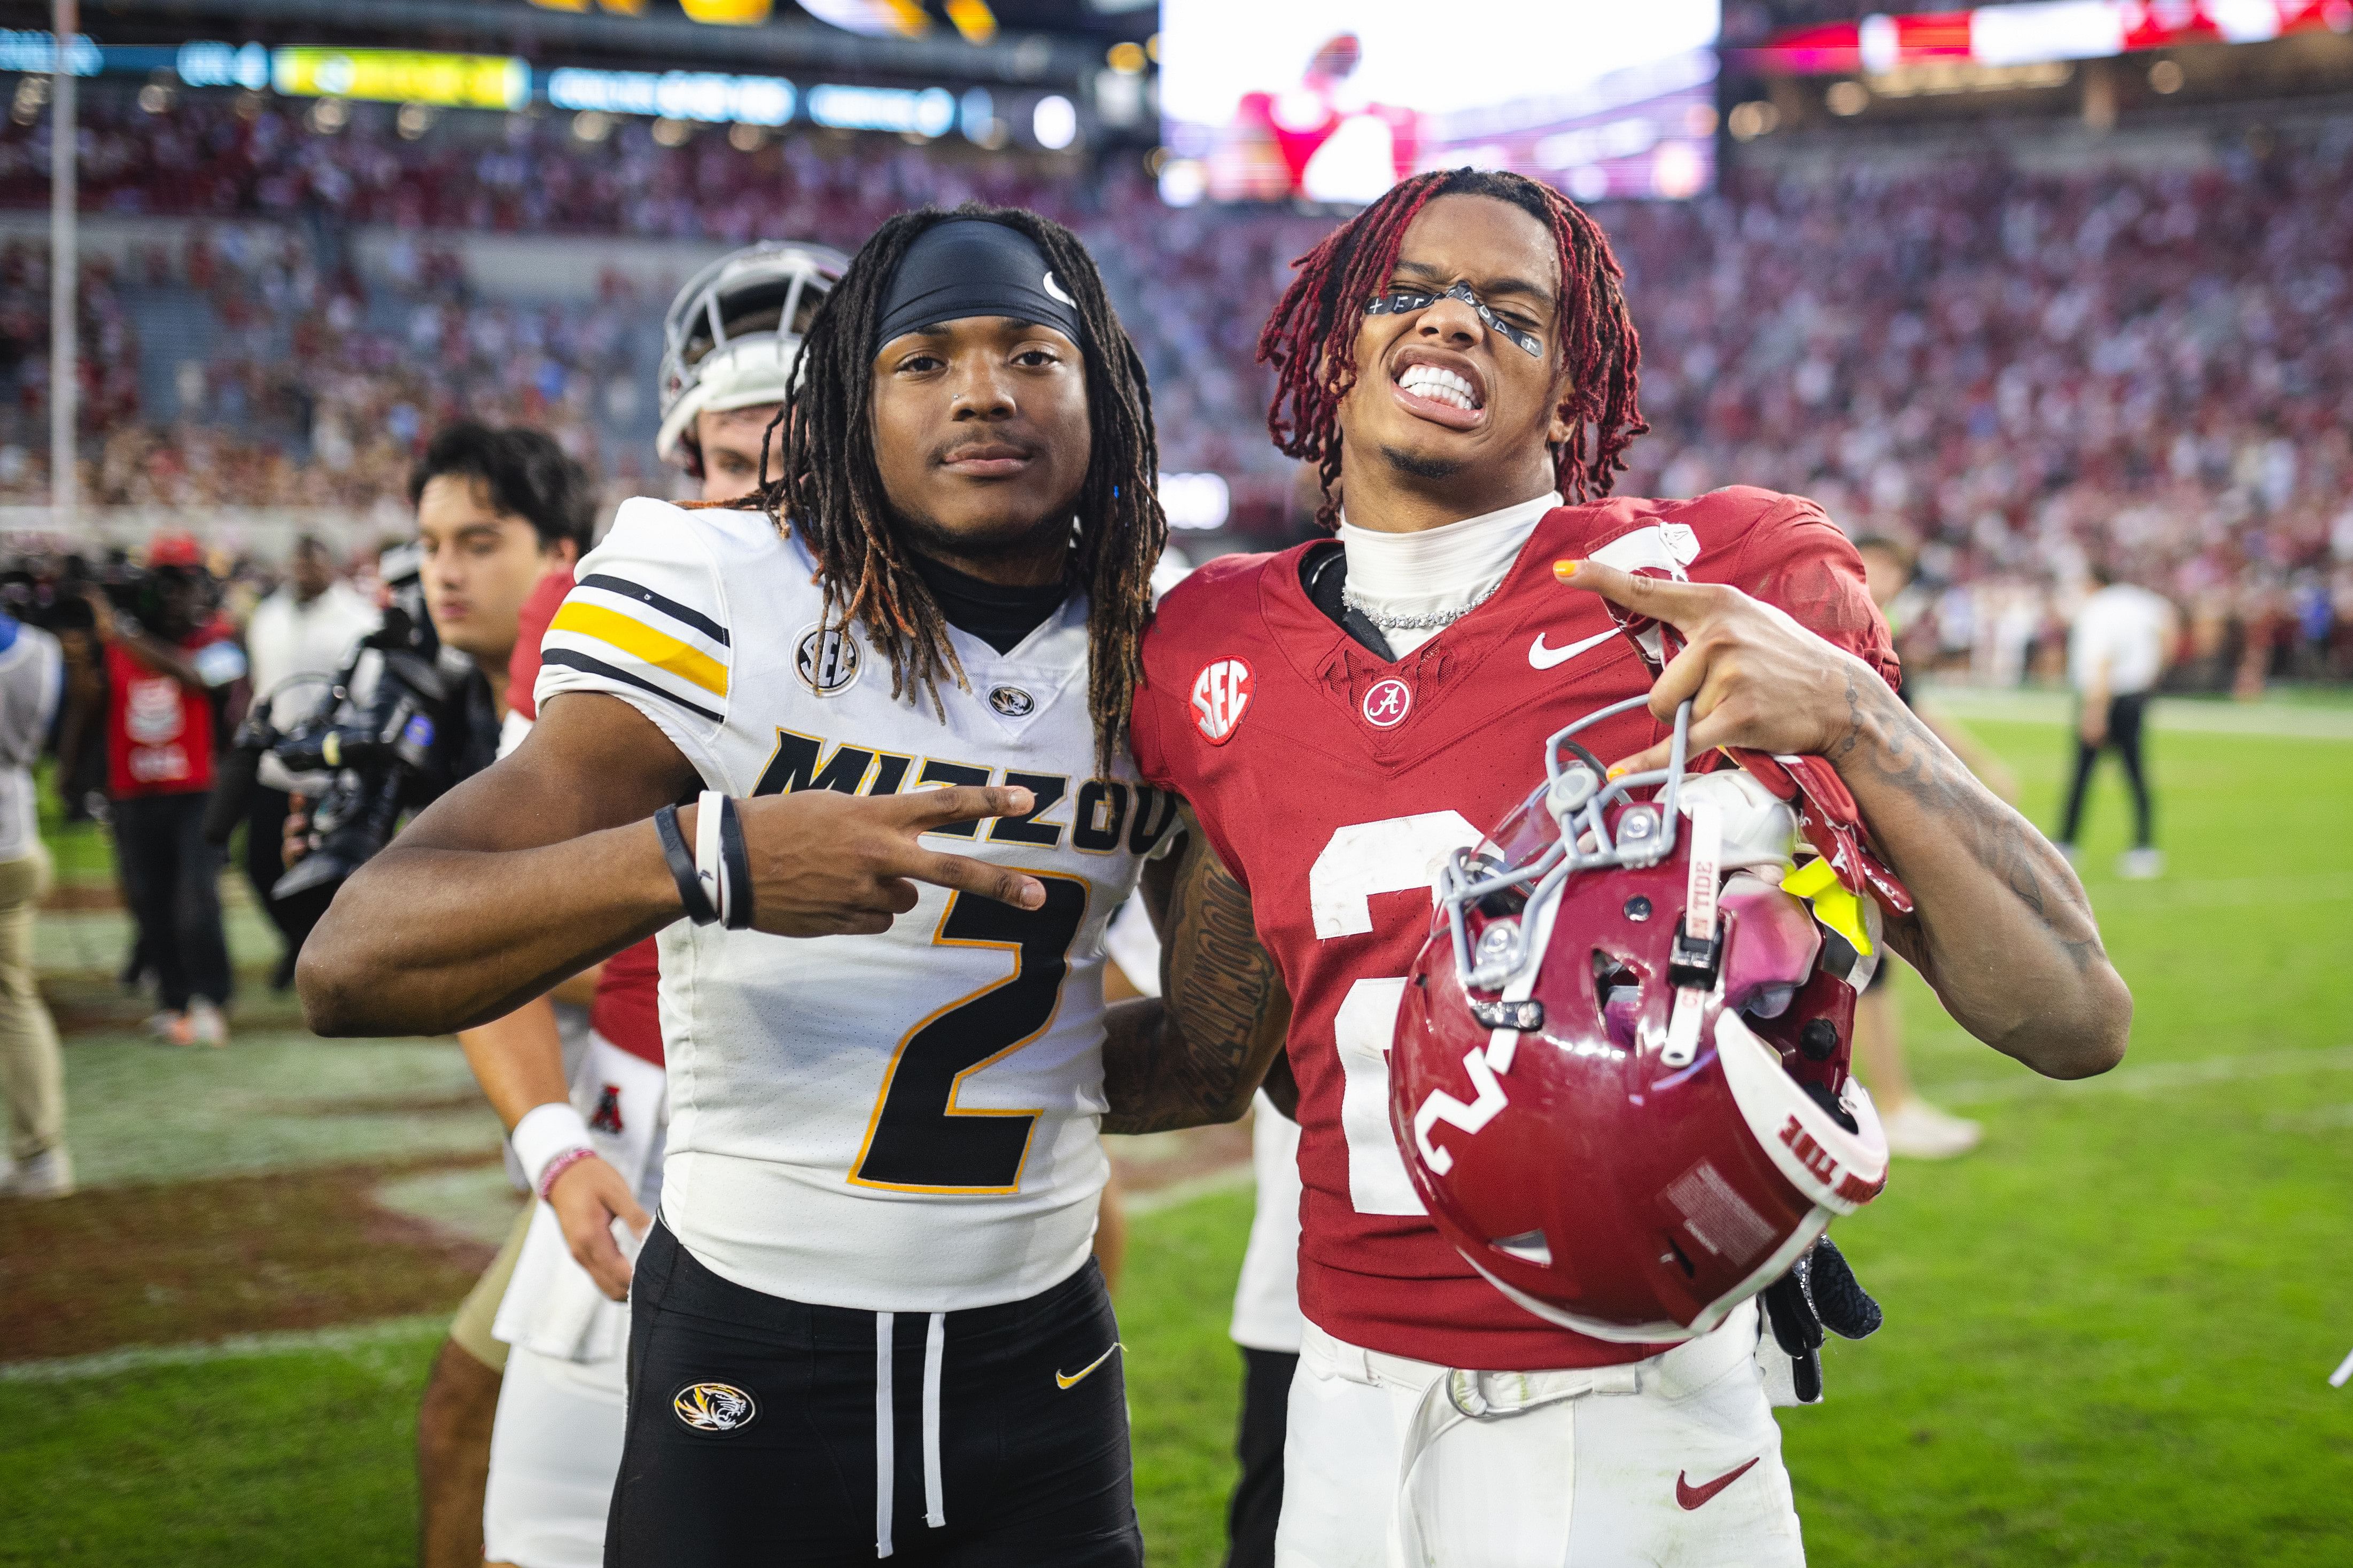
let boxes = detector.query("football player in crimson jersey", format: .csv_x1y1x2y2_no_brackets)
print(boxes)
1106,168,2130,1565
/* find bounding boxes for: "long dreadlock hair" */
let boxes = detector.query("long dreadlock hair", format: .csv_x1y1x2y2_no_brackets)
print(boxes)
1258,168,1648,528
740,203,1165,770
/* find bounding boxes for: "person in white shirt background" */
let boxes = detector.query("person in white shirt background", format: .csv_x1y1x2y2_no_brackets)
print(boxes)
240,536,380,986
2060,562,2179,880
0,604,68,1198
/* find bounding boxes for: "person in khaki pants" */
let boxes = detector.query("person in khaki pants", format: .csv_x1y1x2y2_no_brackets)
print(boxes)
0,606,68,1199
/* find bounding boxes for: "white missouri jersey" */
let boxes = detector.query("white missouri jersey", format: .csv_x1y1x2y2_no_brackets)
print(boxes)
537,499,1175,1312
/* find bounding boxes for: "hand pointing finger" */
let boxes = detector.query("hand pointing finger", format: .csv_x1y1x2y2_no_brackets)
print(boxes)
1554,557,1885,767
1551,557,1733,634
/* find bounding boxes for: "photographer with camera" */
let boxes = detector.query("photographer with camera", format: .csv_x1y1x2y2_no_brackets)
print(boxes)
240,537,379,988
88,534,246,1049
272,422,592,1568
279,425,593,885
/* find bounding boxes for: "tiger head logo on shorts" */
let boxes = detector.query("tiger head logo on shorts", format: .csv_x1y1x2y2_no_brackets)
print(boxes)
673,1381,758,1433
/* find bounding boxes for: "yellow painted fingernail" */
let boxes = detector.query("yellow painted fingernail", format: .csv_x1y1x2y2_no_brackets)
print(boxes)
1552,559,1582,580
1605,765,1628,780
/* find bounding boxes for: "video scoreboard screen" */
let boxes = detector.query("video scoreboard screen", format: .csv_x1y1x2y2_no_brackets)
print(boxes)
1156,0,1722,206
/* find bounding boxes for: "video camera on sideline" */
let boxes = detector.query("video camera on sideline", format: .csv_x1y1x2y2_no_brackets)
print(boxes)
205,544,475,903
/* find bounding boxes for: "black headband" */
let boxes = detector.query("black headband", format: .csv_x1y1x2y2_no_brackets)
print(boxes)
871,218,1085,356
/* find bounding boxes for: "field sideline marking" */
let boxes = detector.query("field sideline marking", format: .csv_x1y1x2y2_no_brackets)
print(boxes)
1938,1043,2353,1106
1921,684,2353,741
2088,871,2353,910
0,1313,448,1386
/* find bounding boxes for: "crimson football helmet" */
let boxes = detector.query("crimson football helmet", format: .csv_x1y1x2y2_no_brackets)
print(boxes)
1389,696,1897,1344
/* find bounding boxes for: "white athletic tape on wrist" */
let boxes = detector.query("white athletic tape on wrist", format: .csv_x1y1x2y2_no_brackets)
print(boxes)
510,1101,595,1193
695,790,729,928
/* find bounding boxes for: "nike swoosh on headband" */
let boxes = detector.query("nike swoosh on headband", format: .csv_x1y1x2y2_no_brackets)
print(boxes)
1527,627,1622,670
1054,1342,1124,1390
1042,270,1075,306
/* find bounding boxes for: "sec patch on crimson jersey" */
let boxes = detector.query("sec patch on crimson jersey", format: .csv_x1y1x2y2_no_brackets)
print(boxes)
1191,657,1253,745
673,1381,758,1434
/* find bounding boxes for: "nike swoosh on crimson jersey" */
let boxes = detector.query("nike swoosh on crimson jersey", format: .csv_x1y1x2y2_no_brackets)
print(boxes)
1527,627,1620,670
1675,1457,1760,1511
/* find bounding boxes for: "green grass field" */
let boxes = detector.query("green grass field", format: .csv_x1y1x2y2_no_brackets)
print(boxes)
5,692,2351,1565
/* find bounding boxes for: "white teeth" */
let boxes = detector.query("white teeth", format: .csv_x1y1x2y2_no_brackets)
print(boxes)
1396,364,1478,411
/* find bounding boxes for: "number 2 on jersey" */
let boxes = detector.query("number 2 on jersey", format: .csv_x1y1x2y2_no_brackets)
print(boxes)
1311,812,1480,1215
850,874,1090,1193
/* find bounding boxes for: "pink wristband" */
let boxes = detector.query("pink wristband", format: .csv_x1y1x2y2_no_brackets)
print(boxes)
536,1145,598,1203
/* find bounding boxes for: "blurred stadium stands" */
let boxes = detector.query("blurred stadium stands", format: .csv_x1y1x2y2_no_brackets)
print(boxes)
0,70,2345,683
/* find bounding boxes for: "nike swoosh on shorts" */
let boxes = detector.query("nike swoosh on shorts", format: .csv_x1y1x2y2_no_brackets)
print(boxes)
1055,1342,1124,1390
1528,628,1621,670
1675,1457,1760,1511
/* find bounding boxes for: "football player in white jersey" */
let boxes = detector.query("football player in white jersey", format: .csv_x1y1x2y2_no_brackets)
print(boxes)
300,207,1184,1565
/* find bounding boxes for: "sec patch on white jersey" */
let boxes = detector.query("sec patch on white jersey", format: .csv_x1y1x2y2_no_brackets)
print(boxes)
537,498,1177,1313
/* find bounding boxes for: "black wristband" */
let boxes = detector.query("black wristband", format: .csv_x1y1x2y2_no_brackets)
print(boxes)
717,796,755,931
654,804,718,925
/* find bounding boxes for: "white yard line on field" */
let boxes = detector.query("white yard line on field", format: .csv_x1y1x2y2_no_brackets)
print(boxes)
2088,871,2353,910
1936,1043,2353,1106
0,1313,448,1385
1920,684,2353,741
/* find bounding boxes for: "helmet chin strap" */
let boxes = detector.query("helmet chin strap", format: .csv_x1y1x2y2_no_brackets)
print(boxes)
1661,797,1724,1069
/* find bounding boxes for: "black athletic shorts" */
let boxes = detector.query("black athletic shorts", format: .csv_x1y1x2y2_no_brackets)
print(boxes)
607,1222,1141,1567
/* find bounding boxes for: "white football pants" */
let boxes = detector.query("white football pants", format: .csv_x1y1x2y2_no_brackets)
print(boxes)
483,1340,626,1568
1275,1301,1805,1568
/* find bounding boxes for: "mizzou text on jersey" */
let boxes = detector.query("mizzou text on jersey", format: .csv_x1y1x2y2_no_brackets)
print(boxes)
538,497,1175,1313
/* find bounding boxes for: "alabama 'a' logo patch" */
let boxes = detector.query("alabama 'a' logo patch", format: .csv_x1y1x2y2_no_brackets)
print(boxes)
1191,658,1253,745
589,1083,624,1136
674,1381,758,1433
1361,677,1412,730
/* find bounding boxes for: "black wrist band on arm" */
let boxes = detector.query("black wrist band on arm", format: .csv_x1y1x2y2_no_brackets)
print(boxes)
717,796,754,931
654,804,719,926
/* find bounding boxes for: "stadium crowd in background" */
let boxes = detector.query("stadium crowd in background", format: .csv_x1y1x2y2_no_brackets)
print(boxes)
0,90,2342,1090
0,94,2347,696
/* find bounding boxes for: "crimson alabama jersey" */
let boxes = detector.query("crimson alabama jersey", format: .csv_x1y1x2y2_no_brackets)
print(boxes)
1131,486,1899,1370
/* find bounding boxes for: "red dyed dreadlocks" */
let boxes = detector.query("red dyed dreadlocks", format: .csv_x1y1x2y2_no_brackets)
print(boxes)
1257,168,1648,527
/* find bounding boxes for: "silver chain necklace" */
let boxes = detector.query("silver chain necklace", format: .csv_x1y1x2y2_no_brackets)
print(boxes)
1342,580,1499,633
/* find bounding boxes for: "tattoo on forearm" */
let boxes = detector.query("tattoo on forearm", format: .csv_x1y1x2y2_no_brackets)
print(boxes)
1102,837,1287,1135
1836,669,1867,762
1846,669,2105,979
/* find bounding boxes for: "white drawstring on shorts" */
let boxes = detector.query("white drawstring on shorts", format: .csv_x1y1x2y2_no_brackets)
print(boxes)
874,1311,949,1558
922,1312,947,1528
